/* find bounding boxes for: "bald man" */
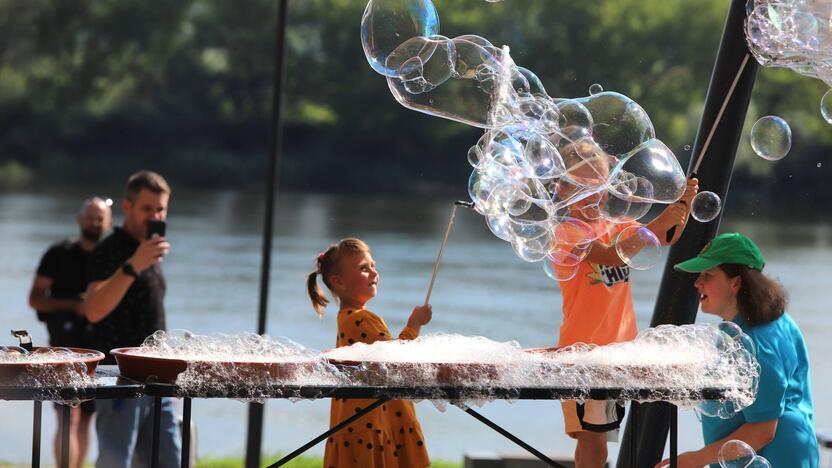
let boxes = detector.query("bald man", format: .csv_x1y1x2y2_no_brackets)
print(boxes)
28,196,112,468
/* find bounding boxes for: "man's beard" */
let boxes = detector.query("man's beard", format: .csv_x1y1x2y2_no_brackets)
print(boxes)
81,228,102,242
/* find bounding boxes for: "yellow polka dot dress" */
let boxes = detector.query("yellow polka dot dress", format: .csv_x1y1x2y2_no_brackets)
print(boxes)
324,308,431,468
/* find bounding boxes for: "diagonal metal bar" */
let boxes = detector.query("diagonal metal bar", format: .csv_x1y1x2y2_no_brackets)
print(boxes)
455,403,568,468
266,398,389,468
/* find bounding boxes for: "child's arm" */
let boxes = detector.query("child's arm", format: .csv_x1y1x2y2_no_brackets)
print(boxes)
399,304,432,340
644,177,698,246
582,178,698,266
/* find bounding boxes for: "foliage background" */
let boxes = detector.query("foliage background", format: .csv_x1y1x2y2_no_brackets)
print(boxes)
1,0,829,211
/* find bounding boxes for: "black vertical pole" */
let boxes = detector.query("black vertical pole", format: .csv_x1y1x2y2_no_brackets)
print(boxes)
245,1,289,467
181,397,192,468
60,404,70,468
151,396,162,468
617,0,759,465
32,401,41,468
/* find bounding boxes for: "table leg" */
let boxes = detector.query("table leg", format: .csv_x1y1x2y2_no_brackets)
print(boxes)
181,398,191,468
630,402,638,467
670,404,678,468
59,404,70,468
151,396,162,468
32,401,42,468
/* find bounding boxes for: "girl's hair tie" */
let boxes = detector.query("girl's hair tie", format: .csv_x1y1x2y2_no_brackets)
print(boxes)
317,252,326,263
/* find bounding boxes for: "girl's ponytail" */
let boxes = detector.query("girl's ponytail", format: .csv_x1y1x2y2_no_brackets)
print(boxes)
307,270,329,319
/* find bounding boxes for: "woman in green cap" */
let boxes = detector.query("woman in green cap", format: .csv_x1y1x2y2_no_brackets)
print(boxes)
656,232,818,468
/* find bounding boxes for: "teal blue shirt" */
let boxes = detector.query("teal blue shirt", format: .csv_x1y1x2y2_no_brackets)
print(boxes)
701,313,818,467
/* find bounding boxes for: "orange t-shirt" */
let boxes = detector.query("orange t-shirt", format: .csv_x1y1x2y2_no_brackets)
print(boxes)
556,221,638,347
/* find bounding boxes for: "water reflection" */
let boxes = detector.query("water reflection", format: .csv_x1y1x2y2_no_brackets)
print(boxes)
0,189,830,463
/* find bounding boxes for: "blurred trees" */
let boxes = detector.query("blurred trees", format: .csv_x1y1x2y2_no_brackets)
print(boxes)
0,0,829,208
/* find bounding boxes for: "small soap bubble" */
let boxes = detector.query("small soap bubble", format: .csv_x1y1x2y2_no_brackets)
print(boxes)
718,439,755,468
821,89,832,124
588,83,603,95
817,162,823,168
750,116,791,161
691,191,722,222
684,144,691,151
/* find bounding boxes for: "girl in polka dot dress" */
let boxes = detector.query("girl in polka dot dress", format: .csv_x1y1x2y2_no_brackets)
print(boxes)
307,238,432,468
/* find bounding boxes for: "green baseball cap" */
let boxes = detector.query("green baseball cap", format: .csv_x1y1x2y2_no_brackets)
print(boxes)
674,233,765,273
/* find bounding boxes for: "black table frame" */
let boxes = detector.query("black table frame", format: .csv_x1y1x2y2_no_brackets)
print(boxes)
0,366,143,468
2,366,730,468
141,383,728,468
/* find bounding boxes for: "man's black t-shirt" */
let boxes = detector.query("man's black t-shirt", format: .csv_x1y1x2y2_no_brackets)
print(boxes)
88,227,166,364
35,240,92,347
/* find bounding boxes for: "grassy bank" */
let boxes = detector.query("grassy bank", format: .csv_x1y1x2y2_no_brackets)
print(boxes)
1,456,461,468
197,455,461,467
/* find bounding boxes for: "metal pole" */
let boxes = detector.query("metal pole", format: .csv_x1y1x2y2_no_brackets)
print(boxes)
32,401,41,468
60,404,70,468
181,398,192,468
151,396,162,468
246,1,290,467
617,0,759,465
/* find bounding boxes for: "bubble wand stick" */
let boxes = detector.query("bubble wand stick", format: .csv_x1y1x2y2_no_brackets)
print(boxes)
666,53,751,242
692,53,751,175
423,201,474,306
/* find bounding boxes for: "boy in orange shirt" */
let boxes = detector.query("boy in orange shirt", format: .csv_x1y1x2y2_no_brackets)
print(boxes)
553,140,698,467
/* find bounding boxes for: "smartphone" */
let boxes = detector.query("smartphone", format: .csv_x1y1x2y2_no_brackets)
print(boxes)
146,220,167,239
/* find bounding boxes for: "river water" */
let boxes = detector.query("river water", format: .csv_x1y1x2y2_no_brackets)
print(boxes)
1,189,830,464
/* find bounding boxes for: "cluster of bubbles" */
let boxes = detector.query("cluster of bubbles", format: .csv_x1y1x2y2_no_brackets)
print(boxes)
745,0,832,87
135,330,344,402
0,346,100,405
718,439,771,468
361,0,690,279
323,324,758,414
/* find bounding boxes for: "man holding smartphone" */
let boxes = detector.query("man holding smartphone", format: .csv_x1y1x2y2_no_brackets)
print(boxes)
85,170,181,467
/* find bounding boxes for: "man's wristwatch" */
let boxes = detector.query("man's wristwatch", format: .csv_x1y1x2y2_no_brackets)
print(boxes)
121,262,140,279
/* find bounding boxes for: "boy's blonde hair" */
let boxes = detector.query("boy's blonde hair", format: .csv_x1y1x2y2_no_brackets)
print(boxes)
559,138,612,188
306,238,371,318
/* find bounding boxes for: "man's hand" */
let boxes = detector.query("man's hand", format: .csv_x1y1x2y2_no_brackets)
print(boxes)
407,304,433,331
129,236,170,272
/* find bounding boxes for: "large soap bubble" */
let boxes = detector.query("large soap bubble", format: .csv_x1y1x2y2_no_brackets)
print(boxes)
361,0,440,77
691,191,722,222
750,116,791,161
718,439,771,468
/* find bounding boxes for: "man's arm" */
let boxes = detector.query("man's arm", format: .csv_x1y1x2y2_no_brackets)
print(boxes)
84,274,135,323
85,236,169,323
28,275,83,316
